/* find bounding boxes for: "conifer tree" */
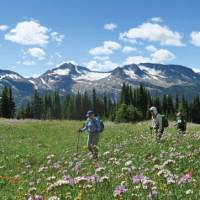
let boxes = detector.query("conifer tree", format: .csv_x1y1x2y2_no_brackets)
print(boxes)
190,95,200,123
33,90,44,119
53,91,62,119
175,94,179,112
1,86,10,118
8,87,15,118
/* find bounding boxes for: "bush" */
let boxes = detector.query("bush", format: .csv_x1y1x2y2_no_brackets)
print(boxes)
115,104,142,123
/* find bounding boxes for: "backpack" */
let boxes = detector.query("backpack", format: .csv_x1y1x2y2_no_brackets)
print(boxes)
180,116,186,125
177,116,186,129
95,117,105,133
162,115,169,128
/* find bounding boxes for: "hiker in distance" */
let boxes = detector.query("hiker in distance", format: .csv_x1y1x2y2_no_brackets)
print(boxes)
175,112,187,134
79,110,104,159
149,106,168,140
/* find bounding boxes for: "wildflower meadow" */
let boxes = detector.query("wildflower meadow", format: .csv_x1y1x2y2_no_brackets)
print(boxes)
0,120,200,199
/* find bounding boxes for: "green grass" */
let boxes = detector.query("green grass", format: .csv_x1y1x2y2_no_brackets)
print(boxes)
0,119,200,199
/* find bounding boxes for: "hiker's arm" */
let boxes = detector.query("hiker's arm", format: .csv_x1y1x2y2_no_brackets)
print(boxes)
151,118,157,129
79,121,88,132
79,126,86,132
79,122,88,132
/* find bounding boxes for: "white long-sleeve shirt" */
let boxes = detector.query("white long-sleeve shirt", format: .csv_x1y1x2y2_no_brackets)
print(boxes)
152,113,163,132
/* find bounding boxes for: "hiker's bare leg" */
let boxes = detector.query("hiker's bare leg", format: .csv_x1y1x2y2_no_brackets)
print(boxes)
87,134,94,155
91,134,99,159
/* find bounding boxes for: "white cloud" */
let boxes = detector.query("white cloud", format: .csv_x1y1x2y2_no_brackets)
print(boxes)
0,25,9,31
84,60,118,71
22,60,36,65
123,56,151,65
190,31,200,47
151,17,162,23
94,56,110,60
89,40,121,56
104,23,117,31
89,46,113,56
27,47,46,60
104,41,121,49
5,20,49,45
151,49,175,63
145,45,157,52
120,22,184,46
122,46,137,53
123,48,175,64
119,33,137,44
51,32,64,44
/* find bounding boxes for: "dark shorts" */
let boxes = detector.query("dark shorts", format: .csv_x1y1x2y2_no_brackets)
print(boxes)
87,133,99,147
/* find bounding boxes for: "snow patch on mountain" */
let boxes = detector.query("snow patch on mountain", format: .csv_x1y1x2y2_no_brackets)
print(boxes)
139,65,166,79
75,65,84,74
40,78,51,88
50,68,70,76
123,68,148,79
29,80,38,89
0,74,21,80
124,69,138,79
73,71,111,82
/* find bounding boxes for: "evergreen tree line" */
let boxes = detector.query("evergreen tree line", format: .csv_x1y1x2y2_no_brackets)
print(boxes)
115,83,200,123
1,84,200,123
17,89,116,120
0,86,15,118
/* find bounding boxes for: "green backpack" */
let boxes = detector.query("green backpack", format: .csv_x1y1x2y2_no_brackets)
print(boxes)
162,115,169,128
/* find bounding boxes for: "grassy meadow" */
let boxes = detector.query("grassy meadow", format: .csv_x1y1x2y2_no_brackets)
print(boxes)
0,119,200,199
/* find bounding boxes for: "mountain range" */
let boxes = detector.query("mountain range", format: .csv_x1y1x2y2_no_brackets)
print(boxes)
1,62,200,104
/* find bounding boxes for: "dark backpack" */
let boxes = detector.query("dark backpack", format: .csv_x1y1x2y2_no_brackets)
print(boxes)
178,116,186,130
99,120,104,133
95,117,105,133
180,116,186,125
162,115,169,128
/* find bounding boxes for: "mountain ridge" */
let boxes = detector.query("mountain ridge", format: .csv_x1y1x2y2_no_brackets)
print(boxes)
0,62,200,103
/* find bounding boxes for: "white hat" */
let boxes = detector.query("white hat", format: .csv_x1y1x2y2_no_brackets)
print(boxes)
149,106,158,115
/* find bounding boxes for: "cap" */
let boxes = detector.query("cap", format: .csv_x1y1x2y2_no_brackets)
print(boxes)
86,110,94,117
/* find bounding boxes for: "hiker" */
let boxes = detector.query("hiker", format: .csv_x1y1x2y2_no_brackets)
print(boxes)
175,112,187,134
79,110,104,159
149,106,165,140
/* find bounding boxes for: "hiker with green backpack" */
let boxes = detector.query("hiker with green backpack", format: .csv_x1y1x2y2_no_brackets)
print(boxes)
175,112,187,134
149,106,168,140
79,110,104,159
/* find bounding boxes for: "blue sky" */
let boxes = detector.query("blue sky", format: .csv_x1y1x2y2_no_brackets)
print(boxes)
1,0,200,77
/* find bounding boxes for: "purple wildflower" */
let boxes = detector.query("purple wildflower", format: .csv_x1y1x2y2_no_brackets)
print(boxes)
178,173,192,185
63,175,75,186
34,195,43,200
86,175,100,183
148,191,157,199
113,185,127,197
132,175,147,184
